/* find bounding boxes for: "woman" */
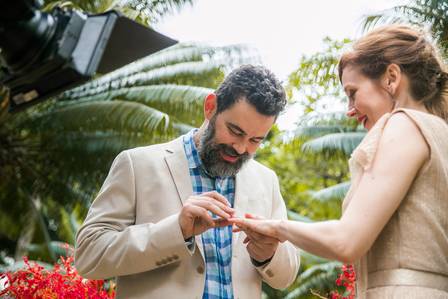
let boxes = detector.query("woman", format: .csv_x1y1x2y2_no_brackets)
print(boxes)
231,24,448,298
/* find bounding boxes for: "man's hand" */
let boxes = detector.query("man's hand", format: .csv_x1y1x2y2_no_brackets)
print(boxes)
179,191,235,239
239,214,279,264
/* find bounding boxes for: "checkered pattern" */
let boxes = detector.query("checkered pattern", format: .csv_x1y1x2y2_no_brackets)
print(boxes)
183,129,235,299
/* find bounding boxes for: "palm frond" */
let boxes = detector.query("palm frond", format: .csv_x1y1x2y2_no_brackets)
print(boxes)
287,210,314,223
62,43,258,100
62,61,224,99
300,251,332,265
361,1,448,56
27,100,169,135
310,181,351,202
57,85,210,126
302,132,365,156
298,261,342,282
26,241,73,260
362,11,409,32
285,261,340,299
294,125,348,139
296,111,350,127
127,0,194,24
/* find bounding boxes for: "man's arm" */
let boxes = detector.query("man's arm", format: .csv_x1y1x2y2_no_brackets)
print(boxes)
75,151,192,279
75,150,233,279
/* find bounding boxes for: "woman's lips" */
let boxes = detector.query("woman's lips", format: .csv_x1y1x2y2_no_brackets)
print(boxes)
357,115,367,124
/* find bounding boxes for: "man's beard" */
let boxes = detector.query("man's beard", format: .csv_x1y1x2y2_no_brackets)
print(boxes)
198,117,252,177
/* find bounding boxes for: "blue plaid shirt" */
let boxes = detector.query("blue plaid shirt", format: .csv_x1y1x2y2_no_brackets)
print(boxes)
183,129,235,299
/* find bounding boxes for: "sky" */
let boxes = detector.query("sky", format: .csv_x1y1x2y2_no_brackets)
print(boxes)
153,0,405,129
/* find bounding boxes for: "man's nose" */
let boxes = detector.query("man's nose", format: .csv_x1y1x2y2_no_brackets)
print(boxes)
232,141,246,155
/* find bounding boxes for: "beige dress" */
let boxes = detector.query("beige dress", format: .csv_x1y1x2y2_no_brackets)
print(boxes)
342,108,448,299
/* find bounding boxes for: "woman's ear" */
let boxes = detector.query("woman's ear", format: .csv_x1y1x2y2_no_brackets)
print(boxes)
204,93,217,120
383,63,402,97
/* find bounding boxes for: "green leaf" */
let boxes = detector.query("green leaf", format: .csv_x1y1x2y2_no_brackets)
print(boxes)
311,181,351,202
302,132,365,156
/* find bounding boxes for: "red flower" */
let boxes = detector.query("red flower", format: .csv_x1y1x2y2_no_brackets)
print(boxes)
0,255,115,299
330,264,356,299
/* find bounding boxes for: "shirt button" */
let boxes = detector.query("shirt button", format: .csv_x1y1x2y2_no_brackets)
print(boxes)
196,266,204,274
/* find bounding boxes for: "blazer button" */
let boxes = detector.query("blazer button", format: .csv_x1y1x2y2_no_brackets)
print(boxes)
196,266,204,274
266,270,274,278
173,254,179,260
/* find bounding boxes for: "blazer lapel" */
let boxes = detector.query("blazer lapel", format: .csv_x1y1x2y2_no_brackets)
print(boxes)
232,163,251,256
164,137,205,259
164,137,193,205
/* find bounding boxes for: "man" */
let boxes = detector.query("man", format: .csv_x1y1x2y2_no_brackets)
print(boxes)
75,65,299,298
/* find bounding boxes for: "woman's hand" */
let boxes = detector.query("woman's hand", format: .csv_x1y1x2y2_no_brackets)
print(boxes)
230,213,286,242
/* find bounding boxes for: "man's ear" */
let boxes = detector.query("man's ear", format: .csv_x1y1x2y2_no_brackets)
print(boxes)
383,63,402,96
204,93,217,120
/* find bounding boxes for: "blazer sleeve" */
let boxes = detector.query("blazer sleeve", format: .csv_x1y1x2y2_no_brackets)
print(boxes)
74,150,193,279
255,171,300,289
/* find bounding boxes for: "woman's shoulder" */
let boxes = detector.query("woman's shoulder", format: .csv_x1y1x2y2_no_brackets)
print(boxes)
352,111,429,171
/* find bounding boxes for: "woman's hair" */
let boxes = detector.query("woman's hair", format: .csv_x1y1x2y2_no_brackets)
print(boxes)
339,24,448,121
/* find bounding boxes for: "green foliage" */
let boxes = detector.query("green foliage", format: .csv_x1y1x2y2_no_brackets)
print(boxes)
362,0,448,57
42,0,195,27
286,38,351,113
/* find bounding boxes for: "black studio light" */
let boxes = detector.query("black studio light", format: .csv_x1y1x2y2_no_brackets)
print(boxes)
0,0,177,112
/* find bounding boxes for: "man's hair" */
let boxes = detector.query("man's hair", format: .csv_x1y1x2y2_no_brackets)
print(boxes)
215,65,287,117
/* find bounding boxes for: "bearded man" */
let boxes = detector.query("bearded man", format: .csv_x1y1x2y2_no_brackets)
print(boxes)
75,65,299,299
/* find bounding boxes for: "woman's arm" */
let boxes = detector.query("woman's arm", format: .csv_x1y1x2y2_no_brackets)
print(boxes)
236,113,430,263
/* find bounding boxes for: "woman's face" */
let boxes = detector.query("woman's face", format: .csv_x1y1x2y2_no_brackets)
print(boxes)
341,65,394,131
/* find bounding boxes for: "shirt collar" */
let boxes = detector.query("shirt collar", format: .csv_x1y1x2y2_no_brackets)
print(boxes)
183,129,203,170
183,129,234,180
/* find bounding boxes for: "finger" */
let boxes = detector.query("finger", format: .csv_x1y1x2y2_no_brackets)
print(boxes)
188,205,215,227
200,196,235,215
232,226,242,233
228,218,249,227
245,213,265,220
236,218,258,230
192,199,232,219
244,230,277,244
213,218,232,227
247,239,277,255
202,191,232,207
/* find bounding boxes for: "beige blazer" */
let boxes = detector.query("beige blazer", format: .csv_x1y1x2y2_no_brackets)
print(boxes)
75,137,299,299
